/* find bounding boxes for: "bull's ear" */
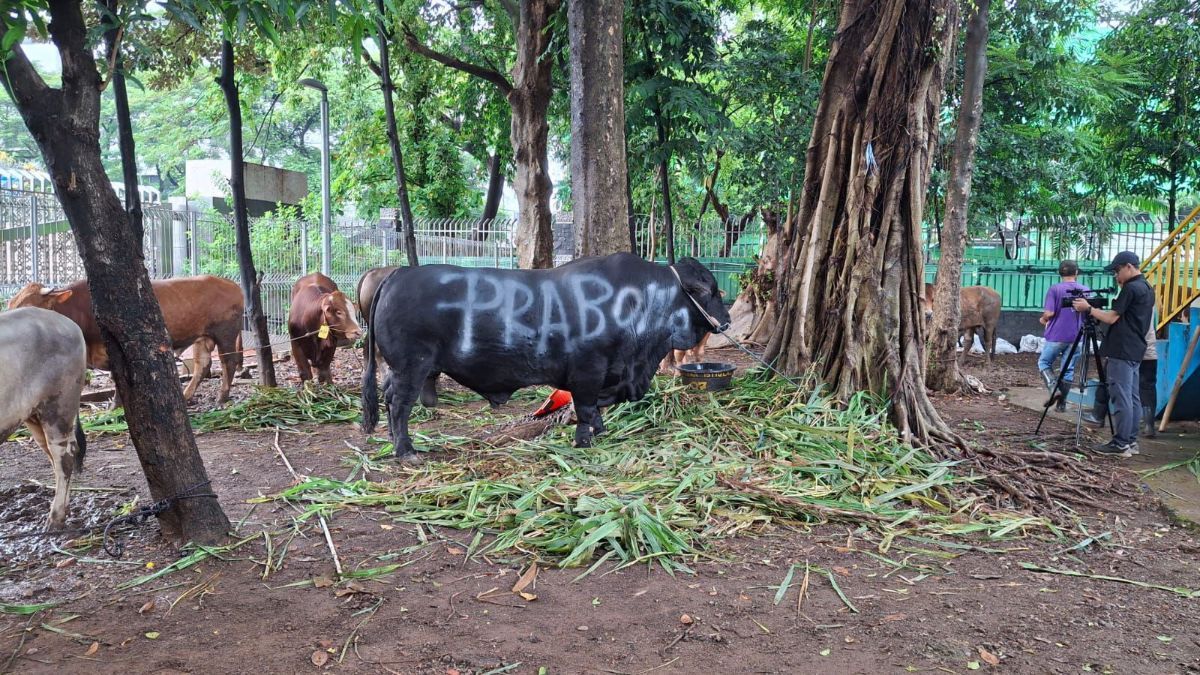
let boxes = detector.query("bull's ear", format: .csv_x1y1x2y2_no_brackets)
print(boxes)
50,290,73,304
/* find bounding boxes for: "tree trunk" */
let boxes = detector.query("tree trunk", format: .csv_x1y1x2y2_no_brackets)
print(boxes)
658,141,676,264
1168,163,1178,226
2,2,229,544
567,0,629,258
374,3,419,267
626,155,639,253
510,0,560,269
803,0,822,73
482,153,503,220
104,9,140,225
720,211,755,258
765,0,960,445
217,40,276,387
927,0,990,393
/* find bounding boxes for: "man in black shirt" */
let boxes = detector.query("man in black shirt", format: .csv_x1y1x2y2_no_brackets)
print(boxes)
1073,251,1155,456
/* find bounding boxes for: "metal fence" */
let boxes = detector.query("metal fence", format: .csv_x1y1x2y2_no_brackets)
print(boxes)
924,215,1173,265
0,188,762,333
9,184,1193,320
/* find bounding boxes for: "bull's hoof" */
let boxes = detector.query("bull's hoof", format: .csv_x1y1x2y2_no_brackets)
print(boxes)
394,452,425,466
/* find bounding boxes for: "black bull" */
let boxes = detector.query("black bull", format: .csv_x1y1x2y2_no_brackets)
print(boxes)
362,253,730,460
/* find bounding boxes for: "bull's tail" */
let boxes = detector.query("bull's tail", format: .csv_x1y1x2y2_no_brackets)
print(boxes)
73,415,87,473
362,330,379,433
361,269,393,434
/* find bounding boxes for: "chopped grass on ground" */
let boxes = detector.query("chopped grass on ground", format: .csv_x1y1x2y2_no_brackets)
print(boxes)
72,383,394,436
267,372,1042,574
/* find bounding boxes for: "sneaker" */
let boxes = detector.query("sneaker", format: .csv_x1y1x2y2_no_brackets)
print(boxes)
1126,441,1140,456
1081,411,1105,426
1093,440,1133,457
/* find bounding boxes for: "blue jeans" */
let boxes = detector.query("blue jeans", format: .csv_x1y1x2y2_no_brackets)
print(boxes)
1039,341,1080,383
1105,358,1141,446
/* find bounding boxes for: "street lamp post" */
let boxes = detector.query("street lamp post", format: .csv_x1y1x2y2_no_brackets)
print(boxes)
299,78,332,276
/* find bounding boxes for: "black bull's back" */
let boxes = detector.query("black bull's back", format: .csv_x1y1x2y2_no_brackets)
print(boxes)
362,253,729,459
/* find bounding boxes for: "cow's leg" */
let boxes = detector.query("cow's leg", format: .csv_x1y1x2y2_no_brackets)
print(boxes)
317,350,334,385
386,361,433,464
420,373,439,408
42,421,76,531
215,334,239,405
183,339,212,401
572,391,601,448
986,324,998,362
25,417,49,461
23,416,72,530
590,407,607,437
291,340,313,384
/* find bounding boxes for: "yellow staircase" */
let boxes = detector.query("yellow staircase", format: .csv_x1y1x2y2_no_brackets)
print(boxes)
1142,204,1200,330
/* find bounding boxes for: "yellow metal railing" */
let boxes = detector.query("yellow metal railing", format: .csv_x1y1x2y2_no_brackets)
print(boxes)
1143,204,1200,330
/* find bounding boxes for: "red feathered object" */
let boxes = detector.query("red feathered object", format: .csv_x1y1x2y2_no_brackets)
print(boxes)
533,389,574,418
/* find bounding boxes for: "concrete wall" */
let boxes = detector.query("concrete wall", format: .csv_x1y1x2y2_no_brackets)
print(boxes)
997,310,1045,345
185,160,308,216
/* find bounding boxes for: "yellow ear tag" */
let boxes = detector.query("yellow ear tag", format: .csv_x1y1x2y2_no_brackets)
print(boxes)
318,324,330,339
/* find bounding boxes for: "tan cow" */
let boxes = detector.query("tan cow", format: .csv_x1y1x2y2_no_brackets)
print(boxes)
922,283,1002,360
0,307,88,530
8,275,245,403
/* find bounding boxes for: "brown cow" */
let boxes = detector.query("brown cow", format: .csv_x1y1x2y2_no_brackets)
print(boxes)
288,272,362,385
657,332,713,374
922,283,1002,360
355,266,398,327
7,275,245,403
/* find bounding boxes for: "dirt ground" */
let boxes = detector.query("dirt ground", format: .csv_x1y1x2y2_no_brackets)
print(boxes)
2,349,1198,674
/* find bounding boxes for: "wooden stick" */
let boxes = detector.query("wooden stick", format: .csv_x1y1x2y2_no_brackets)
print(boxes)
273,431,343,577
1159,325,1200,432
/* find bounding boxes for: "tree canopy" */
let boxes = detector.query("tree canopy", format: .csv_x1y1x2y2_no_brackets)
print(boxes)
4,0,1188,227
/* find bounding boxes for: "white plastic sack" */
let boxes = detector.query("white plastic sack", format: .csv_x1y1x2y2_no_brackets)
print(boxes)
957,335,1015,354
956,335,985,353
1019,335,1045,354
994,337,1018,355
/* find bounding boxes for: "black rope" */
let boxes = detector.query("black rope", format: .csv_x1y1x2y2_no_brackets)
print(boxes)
102,480,216,558
0,481,217,559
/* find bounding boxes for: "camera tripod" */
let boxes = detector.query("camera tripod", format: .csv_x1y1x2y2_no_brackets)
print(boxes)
1035,314,1114,444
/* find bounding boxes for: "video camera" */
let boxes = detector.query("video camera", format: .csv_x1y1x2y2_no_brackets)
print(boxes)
1060,287,1111,310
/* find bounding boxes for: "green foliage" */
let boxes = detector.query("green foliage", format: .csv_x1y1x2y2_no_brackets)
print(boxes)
1093,0,1200,221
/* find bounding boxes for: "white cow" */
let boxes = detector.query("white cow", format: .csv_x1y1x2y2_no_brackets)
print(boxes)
0,307,88,530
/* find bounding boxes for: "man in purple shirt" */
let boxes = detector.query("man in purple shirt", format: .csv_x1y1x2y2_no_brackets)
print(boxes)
1039,260,1089,411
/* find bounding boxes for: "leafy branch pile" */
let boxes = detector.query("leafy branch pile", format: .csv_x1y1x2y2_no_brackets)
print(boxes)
271,375,1045,574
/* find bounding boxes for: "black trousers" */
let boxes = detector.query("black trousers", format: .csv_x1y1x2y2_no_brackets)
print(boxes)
1093,358,1157,415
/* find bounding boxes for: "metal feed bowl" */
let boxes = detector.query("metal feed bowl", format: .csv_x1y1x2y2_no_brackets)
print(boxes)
677,362,736,392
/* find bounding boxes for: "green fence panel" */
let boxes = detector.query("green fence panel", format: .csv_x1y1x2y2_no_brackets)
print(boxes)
925,262,1114,312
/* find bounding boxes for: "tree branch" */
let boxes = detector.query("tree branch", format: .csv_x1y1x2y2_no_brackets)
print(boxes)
497,0,519,24
401,25,513,94
361,49,383,78
0,46,56,131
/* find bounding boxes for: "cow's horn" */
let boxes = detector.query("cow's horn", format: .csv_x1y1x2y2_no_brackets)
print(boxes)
39,287,54,296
